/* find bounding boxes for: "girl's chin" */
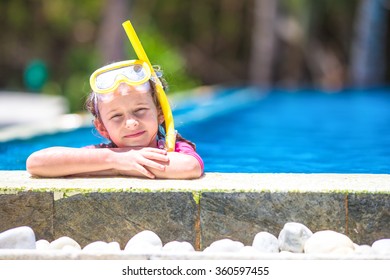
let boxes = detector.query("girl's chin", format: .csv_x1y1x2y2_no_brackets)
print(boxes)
119,139,158,148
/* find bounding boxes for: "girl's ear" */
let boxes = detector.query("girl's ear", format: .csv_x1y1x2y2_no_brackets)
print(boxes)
94,119,110,139
158,110,165,125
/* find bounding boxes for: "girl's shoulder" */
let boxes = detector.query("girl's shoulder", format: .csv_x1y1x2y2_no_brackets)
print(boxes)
175,140,204,172
175,140,195,152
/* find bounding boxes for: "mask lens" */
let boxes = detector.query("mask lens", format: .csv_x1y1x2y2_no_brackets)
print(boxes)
94,63,149,91
121,64,149,82
95,70,118,90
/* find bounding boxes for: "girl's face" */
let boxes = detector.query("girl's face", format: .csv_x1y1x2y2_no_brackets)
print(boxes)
94,84,163,148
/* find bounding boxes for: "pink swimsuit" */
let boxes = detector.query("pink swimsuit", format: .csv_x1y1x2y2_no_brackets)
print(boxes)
174,141,204,173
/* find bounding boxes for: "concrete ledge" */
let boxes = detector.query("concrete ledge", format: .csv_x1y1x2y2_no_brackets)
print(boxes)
2,171,390,193
0,171,389,250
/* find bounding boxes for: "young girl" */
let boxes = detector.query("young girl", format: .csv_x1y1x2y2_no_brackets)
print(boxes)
26,60,204,179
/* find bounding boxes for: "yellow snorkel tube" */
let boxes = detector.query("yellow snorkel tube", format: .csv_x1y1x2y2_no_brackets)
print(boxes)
122,20,176,152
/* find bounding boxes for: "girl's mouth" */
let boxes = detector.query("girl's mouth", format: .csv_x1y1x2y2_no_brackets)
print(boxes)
124,131,145,138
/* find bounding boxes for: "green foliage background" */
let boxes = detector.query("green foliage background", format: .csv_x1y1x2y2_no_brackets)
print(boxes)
0,0,388,113
0,0,201,113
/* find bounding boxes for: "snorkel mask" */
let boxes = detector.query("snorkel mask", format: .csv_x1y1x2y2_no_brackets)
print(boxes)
89,20,176,151
90,60,152,95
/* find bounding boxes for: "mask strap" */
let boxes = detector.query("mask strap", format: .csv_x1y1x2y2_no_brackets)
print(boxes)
157,125,166,149
93,92,100,118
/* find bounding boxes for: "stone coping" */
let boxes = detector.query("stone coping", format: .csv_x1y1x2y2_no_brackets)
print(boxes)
0,249,388,260
1,171,389,259
1,171,390,195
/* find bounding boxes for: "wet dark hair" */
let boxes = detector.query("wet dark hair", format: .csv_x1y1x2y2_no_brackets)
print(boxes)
85,66,196,150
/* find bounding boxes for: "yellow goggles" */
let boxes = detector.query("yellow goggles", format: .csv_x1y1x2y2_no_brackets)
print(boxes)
89,60,152,94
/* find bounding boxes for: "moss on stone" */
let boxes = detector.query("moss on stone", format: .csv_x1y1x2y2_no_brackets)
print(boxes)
192,191,201,205
0,187,28,194
1,185,389,198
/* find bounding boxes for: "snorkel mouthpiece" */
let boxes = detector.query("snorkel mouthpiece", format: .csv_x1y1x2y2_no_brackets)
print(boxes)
122,20,176,151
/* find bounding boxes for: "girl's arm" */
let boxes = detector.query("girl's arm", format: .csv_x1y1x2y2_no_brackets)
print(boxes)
148,151,203,179
113,141,204,179
26,146,168,178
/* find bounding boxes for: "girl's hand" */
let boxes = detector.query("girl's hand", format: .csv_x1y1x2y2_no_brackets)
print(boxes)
110,147,169,178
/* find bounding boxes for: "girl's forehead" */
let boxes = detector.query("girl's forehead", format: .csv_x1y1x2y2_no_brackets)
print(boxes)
99,90,155,110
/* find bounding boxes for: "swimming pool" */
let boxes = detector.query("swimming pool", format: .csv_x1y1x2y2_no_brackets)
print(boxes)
1,87,390,173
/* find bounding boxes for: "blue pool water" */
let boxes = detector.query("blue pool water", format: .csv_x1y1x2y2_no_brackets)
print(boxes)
1,87,390,173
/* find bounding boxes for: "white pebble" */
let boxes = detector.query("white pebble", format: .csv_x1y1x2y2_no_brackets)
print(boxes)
372,239,390,255
252,232,279,253
124,230,162,253
0,226,36,249
83,241,121,252
49,236,81,250
162,241,195,252
124,242,161,253
35,239,50,250
304,230,354,254
203,238,244,253
239,246,260,254
331,246,355,254
62,245,81,252
279,250,295,256
278,222,313,253
353,244,373,255
107,242,121,251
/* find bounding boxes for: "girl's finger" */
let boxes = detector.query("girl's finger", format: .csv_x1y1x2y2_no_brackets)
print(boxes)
142,151,169,162
135,164,156,179
140,158,166,171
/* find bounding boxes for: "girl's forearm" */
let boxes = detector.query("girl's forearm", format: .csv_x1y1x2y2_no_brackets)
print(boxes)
151,152,203,179
26,147,116,177
26,147,202,179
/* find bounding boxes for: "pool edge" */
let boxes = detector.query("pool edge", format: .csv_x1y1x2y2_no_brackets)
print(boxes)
1,171,389,250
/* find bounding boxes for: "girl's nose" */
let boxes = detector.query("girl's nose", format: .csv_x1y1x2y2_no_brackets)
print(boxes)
125,118,138,128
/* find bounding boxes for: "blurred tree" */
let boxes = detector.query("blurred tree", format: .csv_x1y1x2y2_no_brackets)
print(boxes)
143,0,254,85
273,0,357,90
0,0,200,113
0,0,389,109
350,0,389,87
249,0,278,87
97,0,129,63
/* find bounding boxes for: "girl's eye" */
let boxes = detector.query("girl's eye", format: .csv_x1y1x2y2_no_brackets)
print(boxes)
110,114,123,120
134,108,148,115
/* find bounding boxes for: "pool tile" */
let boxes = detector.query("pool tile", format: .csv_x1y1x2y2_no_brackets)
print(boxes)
200,192,346,249
0,192,54,241
54,192,197,248
347,193,390,245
